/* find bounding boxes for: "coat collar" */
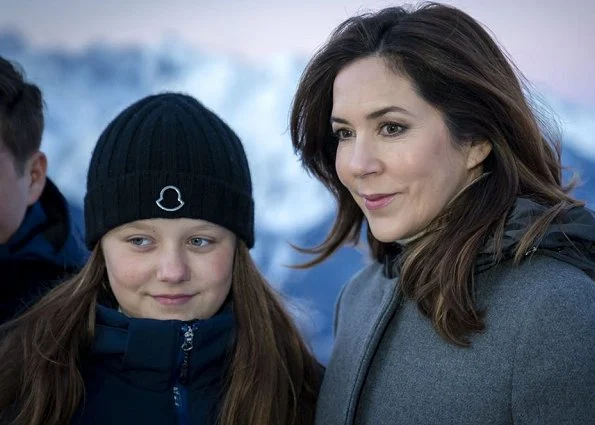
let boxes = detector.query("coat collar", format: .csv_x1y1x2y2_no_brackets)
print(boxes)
91,303,235,391
476,198,595,276
0,178,88,268
382,198,595,279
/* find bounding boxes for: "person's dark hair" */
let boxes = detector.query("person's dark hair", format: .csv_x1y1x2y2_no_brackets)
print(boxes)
0,242,320,425
0,56,44,173
290,2,582,345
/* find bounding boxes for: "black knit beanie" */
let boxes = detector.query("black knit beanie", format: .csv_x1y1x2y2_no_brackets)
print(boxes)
84,92,254,249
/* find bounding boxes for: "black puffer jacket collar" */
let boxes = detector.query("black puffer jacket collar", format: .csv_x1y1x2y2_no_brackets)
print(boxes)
477,198,595,278
383,198,595,279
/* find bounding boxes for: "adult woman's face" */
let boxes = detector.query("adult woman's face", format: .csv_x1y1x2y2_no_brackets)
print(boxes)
332,56,490,242
101,218,236,321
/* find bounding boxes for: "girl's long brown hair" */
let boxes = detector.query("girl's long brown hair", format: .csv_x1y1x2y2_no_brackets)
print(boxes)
0,242,319,425
290,2,582,345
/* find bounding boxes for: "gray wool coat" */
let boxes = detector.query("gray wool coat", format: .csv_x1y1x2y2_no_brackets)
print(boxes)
316,200,595,425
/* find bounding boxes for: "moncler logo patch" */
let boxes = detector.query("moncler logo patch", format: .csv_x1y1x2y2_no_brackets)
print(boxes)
156,185,185,212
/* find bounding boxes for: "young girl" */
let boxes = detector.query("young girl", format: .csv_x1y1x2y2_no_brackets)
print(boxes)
290,3,594,424
0,92,320,425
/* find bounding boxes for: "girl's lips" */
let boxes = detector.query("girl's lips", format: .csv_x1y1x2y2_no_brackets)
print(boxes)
362,193,396,210
152,295,194,306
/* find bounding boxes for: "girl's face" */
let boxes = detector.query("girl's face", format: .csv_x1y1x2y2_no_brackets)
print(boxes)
332,56,490,242
101,218,236,321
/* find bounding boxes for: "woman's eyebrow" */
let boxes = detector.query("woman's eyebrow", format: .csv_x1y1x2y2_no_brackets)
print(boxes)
331,105,413,125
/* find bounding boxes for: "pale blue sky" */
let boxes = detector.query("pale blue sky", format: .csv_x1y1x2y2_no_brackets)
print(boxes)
1,0,594,106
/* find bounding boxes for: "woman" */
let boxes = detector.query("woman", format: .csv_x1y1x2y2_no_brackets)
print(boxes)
0,93,320,425
290,3,594,424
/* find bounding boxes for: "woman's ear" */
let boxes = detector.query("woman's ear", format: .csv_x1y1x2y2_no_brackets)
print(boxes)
466,140,492,170
26,151,47,206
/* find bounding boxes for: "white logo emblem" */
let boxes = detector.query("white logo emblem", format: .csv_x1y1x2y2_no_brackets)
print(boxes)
156,185,185,212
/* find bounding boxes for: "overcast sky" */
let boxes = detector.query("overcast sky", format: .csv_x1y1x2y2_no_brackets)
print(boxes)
1,0,594,107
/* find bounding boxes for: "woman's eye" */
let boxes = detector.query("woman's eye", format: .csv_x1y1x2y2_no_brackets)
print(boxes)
128,237,151,247
381,123,406,136
190,237,211,248
333,128,353,140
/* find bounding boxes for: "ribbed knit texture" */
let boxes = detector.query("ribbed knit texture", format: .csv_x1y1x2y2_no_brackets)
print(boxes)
84,93,254,248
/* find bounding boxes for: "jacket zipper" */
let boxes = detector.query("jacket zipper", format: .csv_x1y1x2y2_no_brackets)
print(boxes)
173,324,196,425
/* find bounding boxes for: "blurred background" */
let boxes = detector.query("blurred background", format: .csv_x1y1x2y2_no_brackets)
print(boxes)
1,0,593,363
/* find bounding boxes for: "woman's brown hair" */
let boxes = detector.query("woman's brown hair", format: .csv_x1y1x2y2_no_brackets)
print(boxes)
0,242,319,425
290,2,581,345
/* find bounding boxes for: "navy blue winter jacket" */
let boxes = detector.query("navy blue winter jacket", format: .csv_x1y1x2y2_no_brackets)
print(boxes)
73,303,235,425
0,179,88,323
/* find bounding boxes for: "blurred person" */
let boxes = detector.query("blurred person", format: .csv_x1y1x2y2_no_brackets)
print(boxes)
0,56,87,324
0,92,321,425
290,3,595,424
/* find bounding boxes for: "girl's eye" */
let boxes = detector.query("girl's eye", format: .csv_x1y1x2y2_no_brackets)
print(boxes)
333,128,354,141
190,237,211,248
380,122,406,136
128,237,151,247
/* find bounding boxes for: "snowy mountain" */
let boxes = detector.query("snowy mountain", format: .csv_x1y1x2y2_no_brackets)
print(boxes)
1,32,593,362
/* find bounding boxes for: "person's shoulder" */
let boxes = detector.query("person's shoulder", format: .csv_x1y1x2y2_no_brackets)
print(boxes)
475,253,594,330
507,256,595,420
483,254,595,330
342,260,386,297
332,259,396,336
0,257,74,323
522,254,594,313
514,253,591,291
483,253,592,293
336,259,394,314
2,256,73,287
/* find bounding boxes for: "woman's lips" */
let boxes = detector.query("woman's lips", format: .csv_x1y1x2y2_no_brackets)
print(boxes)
362,193,396,210
152,295,195,305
